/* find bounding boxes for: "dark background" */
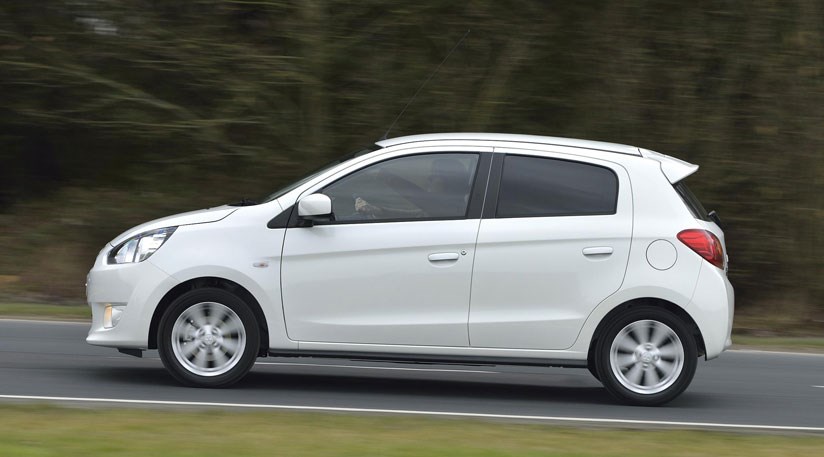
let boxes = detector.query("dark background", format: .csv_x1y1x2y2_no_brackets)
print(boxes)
0,1,821,332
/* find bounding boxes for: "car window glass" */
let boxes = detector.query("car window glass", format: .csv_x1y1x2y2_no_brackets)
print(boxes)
497,155,618,218
323,153,479,222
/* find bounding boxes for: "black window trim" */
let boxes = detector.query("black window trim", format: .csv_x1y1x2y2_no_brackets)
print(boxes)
673,181,710,222
269,151,492,228
484,153,620,220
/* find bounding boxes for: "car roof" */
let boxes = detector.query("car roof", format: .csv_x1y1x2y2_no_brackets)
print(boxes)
376,133,642,156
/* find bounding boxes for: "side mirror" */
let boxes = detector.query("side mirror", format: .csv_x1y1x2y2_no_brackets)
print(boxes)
297,193,333,224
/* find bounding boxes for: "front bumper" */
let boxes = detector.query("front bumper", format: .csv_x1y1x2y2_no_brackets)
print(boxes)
86,247,178,349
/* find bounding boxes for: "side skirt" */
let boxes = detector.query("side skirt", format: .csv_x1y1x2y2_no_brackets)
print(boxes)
267,349,587,368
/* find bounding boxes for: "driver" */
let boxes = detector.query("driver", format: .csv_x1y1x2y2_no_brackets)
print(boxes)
355,158,468,218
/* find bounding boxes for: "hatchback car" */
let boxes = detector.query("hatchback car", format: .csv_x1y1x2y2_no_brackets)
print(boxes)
87,133,734,406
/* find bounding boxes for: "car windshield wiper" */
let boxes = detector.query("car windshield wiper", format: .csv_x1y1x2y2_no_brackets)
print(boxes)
228,198,259,207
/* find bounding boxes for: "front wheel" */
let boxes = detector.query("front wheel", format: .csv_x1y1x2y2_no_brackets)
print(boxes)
158,288,260,387
595,307,697,406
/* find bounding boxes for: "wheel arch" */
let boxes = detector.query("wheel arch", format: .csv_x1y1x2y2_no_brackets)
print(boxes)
587,298,706,368
148,276,270,356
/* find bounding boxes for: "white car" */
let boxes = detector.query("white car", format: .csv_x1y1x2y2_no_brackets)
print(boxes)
86,133,734,406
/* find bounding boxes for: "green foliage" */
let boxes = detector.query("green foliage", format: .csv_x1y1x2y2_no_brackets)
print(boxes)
0,1,821,322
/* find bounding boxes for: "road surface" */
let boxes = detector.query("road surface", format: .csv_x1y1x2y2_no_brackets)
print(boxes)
1,319,822,432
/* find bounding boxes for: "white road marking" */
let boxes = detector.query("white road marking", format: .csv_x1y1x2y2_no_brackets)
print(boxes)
813,386,824,389
255,361,497,374
1,394,823,433
729,349,824,358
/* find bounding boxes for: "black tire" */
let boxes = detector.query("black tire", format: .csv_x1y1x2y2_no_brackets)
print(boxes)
158,288,260,387
587,357,601,382
594,306,697,406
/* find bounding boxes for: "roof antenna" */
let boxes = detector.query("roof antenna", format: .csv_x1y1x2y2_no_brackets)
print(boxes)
380,29,471,141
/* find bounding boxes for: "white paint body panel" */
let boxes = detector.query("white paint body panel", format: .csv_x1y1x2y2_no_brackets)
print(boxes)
282,219,478,346
86,132,733,369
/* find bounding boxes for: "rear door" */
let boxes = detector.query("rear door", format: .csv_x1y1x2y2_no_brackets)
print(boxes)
469,149,632,349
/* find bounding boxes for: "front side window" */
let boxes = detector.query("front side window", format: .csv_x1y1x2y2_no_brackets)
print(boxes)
496,155,618,218
323,153,479,222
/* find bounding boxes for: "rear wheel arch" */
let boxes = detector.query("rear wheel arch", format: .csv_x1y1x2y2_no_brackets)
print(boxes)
148,277,269,356
587,298,706,371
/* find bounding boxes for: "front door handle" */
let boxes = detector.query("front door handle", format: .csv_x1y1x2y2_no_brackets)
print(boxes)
583,246,614,256
428,252,460,262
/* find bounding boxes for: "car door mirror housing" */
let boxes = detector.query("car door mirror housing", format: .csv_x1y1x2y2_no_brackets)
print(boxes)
297,193,333,221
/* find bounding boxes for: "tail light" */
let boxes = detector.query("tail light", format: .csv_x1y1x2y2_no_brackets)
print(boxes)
677,229,725,269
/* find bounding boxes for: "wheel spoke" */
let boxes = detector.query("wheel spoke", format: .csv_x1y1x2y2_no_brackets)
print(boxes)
219,319,243,337
640,320,655,344
615,336,637,353
627,326,644,346
650,323,669,347
188,307,209,329
615,353,636,369
219,338,240,355
656,359,675,377
207,304,227,327
181,341,200,359
657,344,681,360
212,348,230,368
625,363,644,385
191,348,209,368
643,367,660,386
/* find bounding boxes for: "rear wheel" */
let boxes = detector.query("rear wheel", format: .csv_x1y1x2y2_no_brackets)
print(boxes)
595,307,697,406
158,288,260,387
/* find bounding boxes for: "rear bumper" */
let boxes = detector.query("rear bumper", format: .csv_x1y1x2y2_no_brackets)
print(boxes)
687,261,735,359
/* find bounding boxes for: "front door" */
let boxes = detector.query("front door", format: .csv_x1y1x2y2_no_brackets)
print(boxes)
281,151,488,347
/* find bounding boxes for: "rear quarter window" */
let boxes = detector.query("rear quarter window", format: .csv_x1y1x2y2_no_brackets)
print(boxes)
496,155,619,218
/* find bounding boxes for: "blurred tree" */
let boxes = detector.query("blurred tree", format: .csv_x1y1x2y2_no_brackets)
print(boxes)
0,1,821,327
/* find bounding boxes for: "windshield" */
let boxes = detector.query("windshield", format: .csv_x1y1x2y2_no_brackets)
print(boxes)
262,145,381,203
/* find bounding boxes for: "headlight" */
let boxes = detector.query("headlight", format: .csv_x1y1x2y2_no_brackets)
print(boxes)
108,227,177,264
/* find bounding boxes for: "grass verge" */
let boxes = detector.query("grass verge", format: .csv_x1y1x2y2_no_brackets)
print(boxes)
0,302,89,321
0,404,822,456
731,335,824,352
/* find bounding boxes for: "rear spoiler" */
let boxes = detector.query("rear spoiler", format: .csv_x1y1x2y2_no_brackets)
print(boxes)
638,148,699,184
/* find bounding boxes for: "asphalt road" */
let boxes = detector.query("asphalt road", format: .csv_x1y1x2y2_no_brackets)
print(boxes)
1,319,823,432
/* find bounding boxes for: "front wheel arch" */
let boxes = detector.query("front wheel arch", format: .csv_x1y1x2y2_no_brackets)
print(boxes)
149,277,269,356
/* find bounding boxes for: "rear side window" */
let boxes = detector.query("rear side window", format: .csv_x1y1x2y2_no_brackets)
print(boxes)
496,155,618,218
674,181,710,221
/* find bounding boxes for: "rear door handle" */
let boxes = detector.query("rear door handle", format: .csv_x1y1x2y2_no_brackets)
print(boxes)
428,252,460,262
583,247,613,256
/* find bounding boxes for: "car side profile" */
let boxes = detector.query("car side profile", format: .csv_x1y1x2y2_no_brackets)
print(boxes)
86,133,734,406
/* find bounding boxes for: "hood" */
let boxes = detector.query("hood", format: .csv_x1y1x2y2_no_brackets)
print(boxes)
109,205,238,246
